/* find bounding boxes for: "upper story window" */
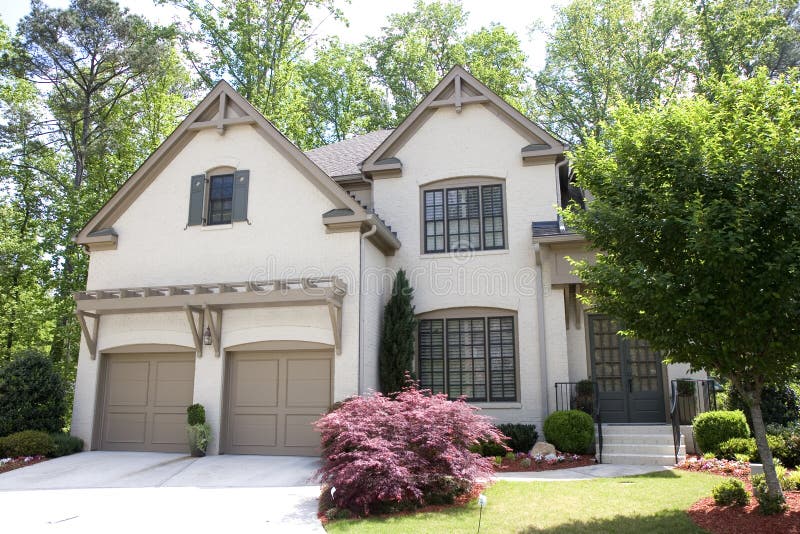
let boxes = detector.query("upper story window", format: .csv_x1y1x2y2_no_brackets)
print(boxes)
187,169,249,227
208,174,234,225
423,182,505,253
418,313,517,402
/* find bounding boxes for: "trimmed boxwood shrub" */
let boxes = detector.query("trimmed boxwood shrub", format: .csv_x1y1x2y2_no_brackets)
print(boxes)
496,424,538,453
543,410,594,454
712,478,749,506
693,410,749,455
50,433,84,457
0,351,68,436
187,403,206,425
315,384,504,516
0,430,55,458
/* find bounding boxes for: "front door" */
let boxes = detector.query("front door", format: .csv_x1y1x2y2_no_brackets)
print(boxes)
588,315,665,423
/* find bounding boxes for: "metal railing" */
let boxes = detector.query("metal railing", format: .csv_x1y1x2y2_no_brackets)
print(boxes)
669,378,718,463
554,381,603,463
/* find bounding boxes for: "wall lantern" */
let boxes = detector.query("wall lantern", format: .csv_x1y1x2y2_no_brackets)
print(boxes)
203,326,212,346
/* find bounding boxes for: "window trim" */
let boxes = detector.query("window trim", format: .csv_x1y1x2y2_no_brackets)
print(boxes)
420,178,507,254
416,308,519,402
207,173,235,226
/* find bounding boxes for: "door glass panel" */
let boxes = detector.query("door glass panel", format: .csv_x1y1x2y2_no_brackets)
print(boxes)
591,317,622,393
629,338,660,392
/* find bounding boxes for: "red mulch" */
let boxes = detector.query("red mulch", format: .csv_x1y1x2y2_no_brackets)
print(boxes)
677,455,800,533
0,456,48,475
493,454,596,472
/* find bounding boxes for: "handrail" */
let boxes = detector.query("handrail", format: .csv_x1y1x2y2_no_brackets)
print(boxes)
670,378,719,464
593,381,603,464
670,380,680,464
554,381,602,463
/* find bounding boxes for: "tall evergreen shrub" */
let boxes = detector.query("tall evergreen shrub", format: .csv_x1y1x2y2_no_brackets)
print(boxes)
379,269,416,394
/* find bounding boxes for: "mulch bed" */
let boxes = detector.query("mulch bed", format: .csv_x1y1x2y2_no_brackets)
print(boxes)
493,453,596,472
677,455,800,534
0,456,48,475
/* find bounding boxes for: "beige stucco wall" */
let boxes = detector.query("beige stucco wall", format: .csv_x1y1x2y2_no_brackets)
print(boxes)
72,123,365,452
371,103,560,428
361,241,389,393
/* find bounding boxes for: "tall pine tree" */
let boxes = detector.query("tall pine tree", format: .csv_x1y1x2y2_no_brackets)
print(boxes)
379,270,416,395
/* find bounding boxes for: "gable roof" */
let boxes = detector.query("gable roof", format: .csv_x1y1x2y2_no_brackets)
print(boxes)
305,129,393,178
360,65,565,175
75,80,371,248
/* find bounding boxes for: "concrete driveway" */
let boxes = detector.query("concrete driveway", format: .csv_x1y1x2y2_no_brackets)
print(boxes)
0,452,324,532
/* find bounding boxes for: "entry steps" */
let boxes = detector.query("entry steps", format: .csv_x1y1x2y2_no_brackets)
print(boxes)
599,424,684,466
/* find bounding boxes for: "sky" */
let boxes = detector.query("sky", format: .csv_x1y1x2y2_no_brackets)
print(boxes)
0,0,569,71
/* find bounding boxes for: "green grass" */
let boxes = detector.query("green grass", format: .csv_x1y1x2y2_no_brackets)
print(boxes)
325,470,719,533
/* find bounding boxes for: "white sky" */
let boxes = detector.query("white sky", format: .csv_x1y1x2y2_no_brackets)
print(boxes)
0,0,568,71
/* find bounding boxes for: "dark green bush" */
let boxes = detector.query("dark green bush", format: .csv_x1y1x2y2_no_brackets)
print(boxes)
50,433,84,457
712,478,749,506
496,424,538,453
775,433,800,468
717,437,757,460
543,410,594,454
187,403,206,425
0,430,55,457
725,383,800,428
0,351,67,436
751,474,788,515
693,410,749,455
471,438,508,457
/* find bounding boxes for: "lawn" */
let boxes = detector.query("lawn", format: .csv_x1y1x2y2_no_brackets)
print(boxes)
325,470,720,533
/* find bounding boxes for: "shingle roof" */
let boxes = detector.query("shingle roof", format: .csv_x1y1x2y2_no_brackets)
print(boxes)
532,220,578,238
305,129,393,178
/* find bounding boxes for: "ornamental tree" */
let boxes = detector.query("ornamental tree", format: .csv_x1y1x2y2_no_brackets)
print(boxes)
565,70,800,509
379,269,416,395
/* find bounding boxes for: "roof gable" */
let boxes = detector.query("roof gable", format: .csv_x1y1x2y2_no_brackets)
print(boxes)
360,65,565,175
75,80,365,246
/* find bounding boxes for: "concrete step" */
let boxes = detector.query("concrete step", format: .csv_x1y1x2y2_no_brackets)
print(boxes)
602,452,684,466
602,434,682,446
601,424,674,436
602,443,681,456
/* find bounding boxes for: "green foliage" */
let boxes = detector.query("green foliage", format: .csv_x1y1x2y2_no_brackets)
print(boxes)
471,438,508,457
767,428,800,468
187,403,206,426
49,433,83,457
0,350,67,436
186,422,211,456
711,478,749,506
725,382,800,428
496,424,538,453
379,270,416,395
543,410,594,454
0,430,54,457
717,437,757,461
784,470,800,491
751,473,788,514
692,411,750,455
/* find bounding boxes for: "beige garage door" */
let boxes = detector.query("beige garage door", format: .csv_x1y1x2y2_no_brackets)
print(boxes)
100,353,195,452
225,351,332,456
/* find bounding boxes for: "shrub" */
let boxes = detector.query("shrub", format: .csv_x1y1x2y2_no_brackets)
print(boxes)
543,410,594,454
471,438,509,457
693,411,750,455
187,404,206,426
751,473,788,515
50,433,83,457
726,382,800,428
519,457,532,468
717,437,757,461
496,424,538,453
0,430,54,458
784,470,800,491
764,424,800,468
0,351,67,436
315,384,504,516
711,478,749,506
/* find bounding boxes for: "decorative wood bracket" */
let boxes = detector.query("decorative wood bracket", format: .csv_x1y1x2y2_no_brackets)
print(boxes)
184,305,205,358
429,74,489,112
327,298,343,355
75,311,100,360
203,305,222,357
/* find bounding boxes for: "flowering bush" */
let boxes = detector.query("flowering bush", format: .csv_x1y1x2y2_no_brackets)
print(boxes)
315,384,505,516
677,456,751,479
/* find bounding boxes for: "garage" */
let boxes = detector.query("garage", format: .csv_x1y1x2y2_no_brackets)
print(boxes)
99,352,195,452
225,350,332,456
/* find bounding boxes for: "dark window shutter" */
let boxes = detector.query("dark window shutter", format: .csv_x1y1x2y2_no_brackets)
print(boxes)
188,174,206,226
232,170,250,222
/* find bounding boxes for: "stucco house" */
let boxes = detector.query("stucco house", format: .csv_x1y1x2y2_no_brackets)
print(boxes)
70,66,706,463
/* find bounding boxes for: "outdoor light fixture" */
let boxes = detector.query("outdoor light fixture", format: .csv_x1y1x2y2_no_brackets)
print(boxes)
203,326,212,346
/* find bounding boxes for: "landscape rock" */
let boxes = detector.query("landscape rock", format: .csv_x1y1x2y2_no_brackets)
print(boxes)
530,442,556,456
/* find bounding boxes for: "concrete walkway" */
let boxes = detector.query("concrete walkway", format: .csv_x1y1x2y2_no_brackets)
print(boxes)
0,452,324,533
496,463,674,481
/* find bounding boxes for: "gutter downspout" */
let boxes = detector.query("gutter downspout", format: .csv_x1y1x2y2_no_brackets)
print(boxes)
358,222,378,395
534,242,551,418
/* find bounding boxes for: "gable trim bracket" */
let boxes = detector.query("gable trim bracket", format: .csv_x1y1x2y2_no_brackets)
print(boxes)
322,212,401,256
184,305,205,358
203,305,222,357
75,310,100,360
327,297,343,356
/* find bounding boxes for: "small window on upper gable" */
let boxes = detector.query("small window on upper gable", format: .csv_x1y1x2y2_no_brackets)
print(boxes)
187,170,250,226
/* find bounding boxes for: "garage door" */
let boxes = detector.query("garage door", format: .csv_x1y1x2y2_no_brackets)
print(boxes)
100,353,195,452
225,351,332,456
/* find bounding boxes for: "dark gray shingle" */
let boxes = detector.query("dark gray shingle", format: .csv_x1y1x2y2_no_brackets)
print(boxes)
305,130,393,178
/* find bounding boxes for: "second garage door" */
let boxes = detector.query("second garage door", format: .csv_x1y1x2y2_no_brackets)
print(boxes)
100,352,195,452
225,350,332,456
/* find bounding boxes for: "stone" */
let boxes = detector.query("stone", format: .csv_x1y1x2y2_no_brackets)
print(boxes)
530,441,556,456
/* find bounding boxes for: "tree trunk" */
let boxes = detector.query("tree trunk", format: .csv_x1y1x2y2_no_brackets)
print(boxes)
749,399,784,501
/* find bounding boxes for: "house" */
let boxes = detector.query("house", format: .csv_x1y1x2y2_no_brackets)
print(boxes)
70,66,706,462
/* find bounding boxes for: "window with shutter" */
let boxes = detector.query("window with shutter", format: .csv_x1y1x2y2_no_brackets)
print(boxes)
187,169,250,227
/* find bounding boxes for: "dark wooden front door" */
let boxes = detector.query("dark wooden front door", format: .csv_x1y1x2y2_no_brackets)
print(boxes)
588,315,665,423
